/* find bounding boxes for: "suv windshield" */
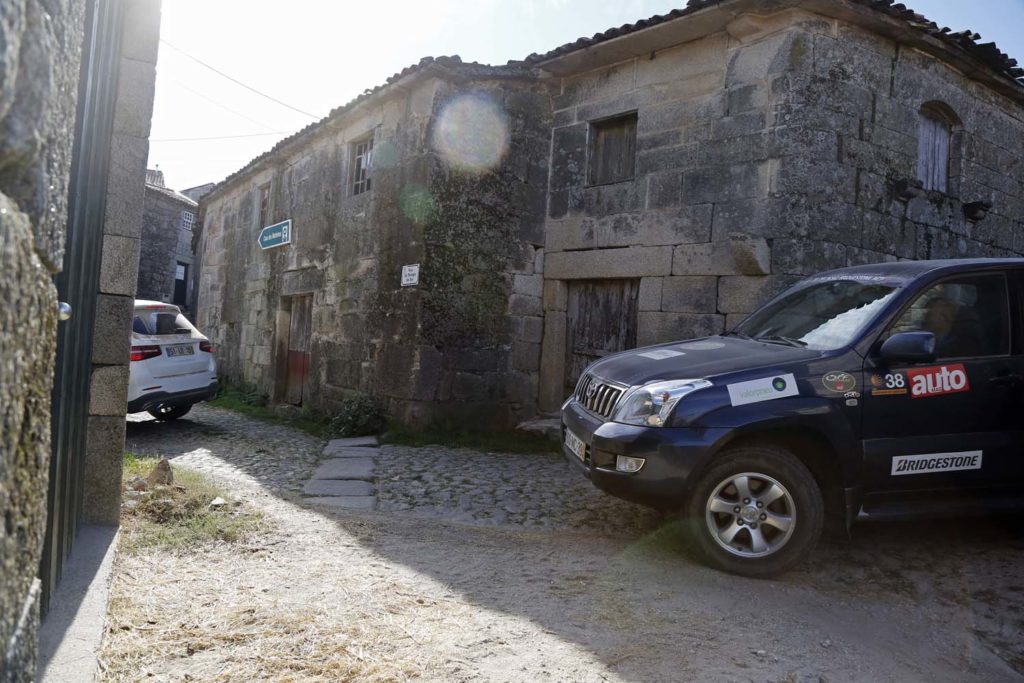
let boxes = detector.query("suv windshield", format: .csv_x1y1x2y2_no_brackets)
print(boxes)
733,279,900,351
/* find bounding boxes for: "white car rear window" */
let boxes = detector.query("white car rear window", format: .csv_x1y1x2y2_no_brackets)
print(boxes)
133,310,199,337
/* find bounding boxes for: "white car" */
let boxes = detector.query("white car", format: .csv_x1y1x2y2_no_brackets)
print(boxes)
128,300,218,420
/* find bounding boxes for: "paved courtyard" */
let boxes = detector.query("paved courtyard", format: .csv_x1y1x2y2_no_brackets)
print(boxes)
126,404,662,536
117,404,1024,682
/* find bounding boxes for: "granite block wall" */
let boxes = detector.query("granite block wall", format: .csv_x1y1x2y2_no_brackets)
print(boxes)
537,8,1024,409
0,2,86,679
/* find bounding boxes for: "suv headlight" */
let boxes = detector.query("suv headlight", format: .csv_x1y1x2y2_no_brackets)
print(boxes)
612,379,712,427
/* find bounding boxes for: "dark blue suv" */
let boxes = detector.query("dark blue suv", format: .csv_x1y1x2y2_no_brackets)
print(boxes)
562,259,1024,577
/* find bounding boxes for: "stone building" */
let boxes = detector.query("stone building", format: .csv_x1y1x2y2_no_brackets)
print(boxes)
137,169,199,313
197,0,1024,425
1,0,161,679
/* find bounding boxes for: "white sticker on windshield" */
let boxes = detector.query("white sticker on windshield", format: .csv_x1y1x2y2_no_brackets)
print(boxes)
678,341,725,351
637,349,685,360
727,374,799,407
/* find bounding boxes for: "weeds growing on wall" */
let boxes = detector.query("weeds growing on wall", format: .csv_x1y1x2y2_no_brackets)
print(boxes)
327,394,386,437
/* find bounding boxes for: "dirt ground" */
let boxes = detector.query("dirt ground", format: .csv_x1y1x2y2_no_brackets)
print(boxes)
100,410,1024,682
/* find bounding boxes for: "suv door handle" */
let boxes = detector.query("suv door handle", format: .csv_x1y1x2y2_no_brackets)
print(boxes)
989,373,1023,387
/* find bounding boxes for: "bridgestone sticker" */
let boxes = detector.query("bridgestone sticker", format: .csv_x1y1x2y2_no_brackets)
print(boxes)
727,374,799,407
637,349,685,360
891,451,982,476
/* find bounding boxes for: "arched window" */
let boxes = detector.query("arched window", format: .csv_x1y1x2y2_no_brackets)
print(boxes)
916,102,960,193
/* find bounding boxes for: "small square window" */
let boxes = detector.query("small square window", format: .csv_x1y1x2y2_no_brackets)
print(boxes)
257,182,271,228
588,113,637,186
351,137,373,196
182,210,195,231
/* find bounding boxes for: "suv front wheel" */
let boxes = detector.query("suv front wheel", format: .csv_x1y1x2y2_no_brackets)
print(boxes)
685,445,823,578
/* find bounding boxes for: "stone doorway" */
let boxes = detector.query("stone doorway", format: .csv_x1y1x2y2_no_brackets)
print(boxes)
564,279,639,395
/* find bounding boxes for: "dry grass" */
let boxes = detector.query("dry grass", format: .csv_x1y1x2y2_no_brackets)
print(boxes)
99,539,432,682
101,457,427,682
120,455,264,554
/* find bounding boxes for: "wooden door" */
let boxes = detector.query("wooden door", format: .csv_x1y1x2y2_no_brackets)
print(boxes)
285,295,312,405
565,279,639,395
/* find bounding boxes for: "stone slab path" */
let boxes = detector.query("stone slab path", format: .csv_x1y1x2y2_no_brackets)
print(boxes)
302,436,380,509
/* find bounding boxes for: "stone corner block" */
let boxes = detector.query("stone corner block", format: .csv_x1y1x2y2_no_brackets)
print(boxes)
543,280,568,312
673,237,770,276
83,416,126,524
92,294,133,365
99,234,141,296
89,365,130,416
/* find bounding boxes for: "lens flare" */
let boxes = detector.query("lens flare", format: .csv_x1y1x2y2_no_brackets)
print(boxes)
400,183,436,223
431,94,510,173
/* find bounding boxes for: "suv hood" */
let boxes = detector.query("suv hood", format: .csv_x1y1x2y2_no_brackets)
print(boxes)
586,336,821,387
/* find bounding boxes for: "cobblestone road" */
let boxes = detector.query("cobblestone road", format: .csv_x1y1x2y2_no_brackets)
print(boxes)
126,404,662,537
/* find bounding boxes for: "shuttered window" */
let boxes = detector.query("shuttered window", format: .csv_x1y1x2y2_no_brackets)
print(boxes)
917,109,952,193
588,113,637,185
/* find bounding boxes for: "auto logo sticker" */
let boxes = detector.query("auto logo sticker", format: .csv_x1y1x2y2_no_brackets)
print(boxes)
822,371,856,393
727,373,799,407
891,451,982,476
906,364,969,399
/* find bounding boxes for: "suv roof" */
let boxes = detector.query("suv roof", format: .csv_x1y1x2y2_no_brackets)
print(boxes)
814,258,1024,282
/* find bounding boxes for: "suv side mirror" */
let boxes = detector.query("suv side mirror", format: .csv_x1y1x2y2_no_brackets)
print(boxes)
880,332,936,364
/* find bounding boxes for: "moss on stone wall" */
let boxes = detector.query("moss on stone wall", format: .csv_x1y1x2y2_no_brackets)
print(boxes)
420,165,520,347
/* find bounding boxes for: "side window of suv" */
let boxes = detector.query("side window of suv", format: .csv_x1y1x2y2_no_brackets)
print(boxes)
889,273,1010,359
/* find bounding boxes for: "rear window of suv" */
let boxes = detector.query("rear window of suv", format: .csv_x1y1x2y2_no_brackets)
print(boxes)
133,310,198,336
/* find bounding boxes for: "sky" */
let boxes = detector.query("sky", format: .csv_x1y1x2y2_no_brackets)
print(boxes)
148,0,1024,191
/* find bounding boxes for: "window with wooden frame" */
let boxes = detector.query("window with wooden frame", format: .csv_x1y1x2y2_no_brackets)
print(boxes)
588,112,637,186
181,210,195,231
351,136,374,196
916,102,960,193
257,182,271,228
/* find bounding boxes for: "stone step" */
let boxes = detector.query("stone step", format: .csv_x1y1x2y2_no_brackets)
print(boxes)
322,445,379,459
303,479,375,496
516,417,561,440
326,435,379,450
304,496,377,510
310,457,376,481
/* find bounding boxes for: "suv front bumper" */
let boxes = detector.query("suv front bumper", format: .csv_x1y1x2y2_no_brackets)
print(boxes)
561,398,729,510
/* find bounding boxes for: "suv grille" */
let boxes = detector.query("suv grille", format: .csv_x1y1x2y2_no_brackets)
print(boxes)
574,374,626,419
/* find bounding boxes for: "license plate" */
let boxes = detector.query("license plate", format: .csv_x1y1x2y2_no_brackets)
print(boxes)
165,344,194,357
565,428,586,462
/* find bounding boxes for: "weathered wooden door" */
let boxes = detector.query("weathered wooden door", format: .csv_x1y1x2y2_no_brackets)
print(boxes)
285,295,312,405
565,279,639,395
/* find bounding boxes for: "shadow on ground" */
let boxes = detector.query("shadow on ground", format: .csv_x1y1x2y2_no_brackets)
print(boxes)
125,408,1024,682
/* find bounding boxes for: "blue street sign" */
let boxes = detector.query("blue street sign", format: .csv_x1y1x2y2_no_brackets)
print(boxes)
258,219,292,250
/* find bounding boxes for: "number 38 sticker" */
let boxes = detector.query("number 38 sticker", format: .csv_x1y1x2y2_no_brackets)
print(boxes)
871,372,908,396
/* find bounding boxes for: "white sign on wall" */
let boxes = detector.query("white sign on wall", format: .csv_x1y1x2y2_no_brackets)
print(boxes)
401,264,420,287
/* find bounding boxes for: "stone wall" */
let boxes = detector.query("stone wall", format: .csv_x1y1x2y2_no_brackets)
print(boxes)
537,8,1024,409
84,0,161,526
0,1,86,678
199,67,548,427
137,186,196,311
1,0,159,677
